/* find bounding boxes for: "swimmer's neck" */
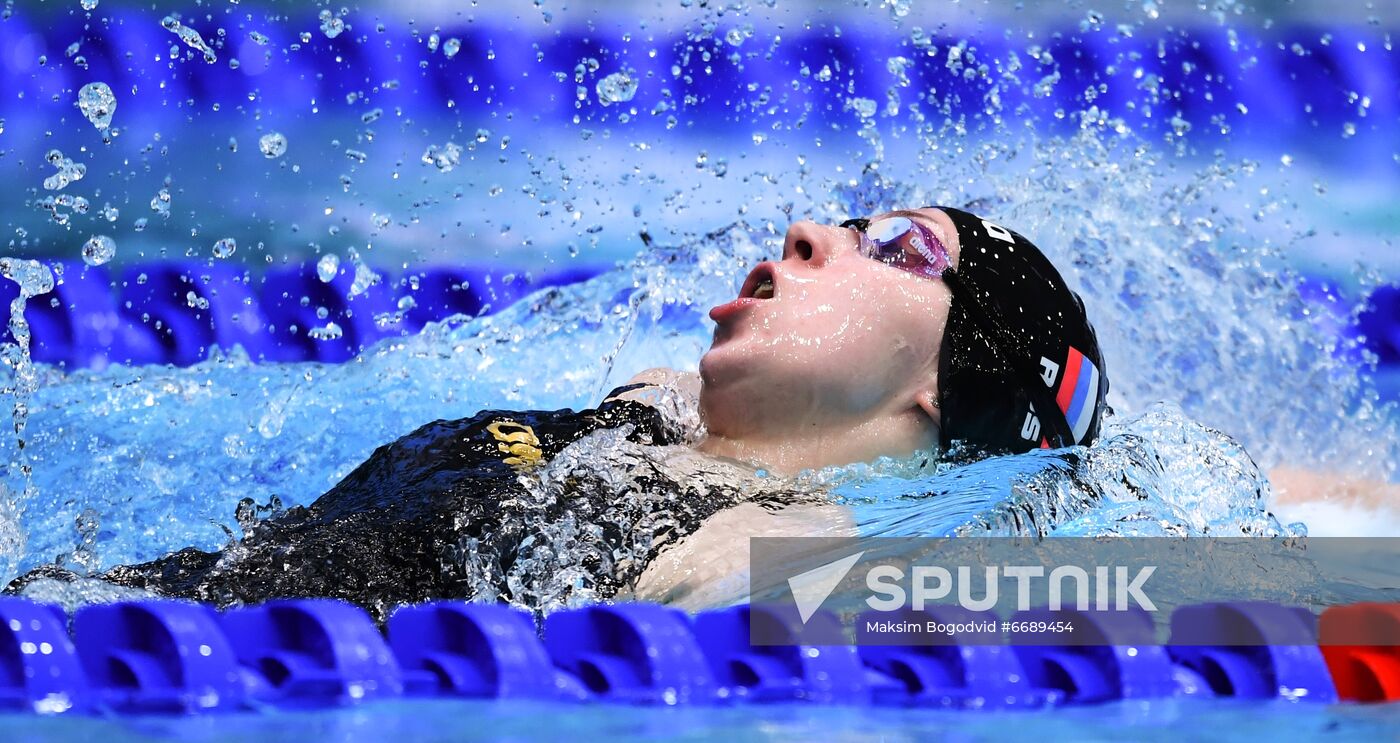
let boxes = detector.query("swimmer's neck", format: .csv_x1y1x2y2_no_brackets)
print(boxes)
695,408,938,476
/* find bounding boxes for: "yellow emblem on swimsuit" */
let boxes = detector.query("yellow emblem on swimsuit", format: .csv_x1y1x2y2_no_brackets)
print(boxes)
486,420,543,469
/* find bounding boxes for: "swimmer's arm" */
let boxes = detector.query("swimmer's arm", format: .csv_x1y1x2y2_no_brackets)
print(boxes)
1268,466,1400,536
1269,466,1400,510
603,367,701,407
628,502,857,611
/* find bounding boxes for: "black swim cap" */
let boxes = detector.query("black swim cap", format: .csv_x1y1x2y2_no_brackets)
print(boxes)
931,206,1109,454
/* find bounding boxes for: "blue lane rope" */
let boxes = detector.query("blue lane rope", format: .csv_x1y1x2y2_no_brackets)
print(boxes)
0,596,1361,715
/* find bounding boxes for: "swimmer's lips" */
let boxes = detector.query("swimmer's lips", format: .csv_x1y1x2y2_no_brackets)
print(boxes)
709,262,778,323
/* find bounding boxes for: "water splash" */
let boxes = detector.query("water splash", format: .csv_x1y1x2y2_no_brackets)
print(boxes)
36,194,88,226
41,150,85,191
1,4,1397,612
0,258,55,579
160,15,217,64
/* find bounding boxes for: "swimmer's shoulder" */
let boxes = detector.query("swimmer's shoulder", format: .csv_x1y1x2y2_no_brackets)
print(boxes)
602,367,701,408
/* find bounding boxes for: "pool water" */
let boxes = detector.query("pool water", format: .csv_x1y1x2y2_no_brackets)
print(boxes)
0,0,1398,737
4,697,1400,743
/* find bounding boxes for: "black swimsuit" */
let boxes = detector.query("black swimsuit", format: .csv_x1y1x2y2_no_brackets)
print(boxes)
6,384,744,621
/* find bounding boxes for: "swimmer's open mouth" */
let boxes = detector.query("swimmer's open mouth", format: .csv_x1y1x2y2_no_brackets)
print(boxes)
739,262,777,300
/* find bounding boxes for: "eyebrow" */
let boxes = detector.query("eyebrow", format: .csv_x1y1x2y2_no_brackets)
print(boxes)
885,208,936,222
846,208,946,239
866,208,942,231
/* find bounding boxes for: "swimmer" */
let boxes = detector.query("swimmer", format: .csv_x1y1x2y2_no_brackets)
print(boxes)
4,207,1111,619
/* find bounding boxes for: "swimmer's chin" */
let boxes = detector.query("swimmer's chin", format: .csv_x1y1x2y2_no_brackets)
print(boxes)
696,344,728,380
697,343,757,392
697,352,752,430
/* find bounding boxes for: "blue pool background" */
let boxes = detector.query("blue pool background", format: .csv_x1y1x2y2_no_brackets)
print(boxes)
2,0,1400,738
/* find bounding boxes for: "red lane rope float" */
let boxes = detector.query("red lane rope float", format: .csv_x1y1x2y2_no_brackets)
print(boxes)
1320,603,1400,703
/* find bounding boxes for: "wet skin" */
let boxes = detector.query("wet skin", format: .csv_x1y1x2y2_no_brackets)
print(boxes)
689,208,963,475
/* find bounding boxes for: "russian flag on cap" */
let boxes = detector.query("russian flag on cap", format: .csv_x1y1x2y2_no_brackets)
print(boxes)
1054,346,1100,445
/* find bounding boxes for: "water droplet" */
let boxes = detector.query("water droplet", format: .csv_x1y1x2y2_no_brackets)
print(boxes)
161,15,218,63
596,71,638,106
41,150,86,191
82,235,115,266
150,187,171,219
422,142,463,172
307,321,344,341
259,131,287,158
316,253,340,282
77,82,116,131
349,259,381,298
318,9,345,39
848,97,877,119
79,0,97,11
443,37,461,59
213,237,237,259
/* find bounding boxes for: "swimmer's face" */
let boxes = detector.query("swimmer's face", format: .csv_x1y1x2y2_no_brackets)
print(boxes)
699,208,962,440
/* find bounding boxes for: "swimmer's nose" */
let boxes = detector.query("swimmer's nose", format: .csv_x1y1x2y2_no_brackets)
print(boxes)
781,220,854,267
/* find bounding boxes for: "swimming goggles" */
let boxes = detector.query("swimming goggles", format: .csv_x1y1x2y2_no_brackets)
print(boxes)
840,215,952,280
